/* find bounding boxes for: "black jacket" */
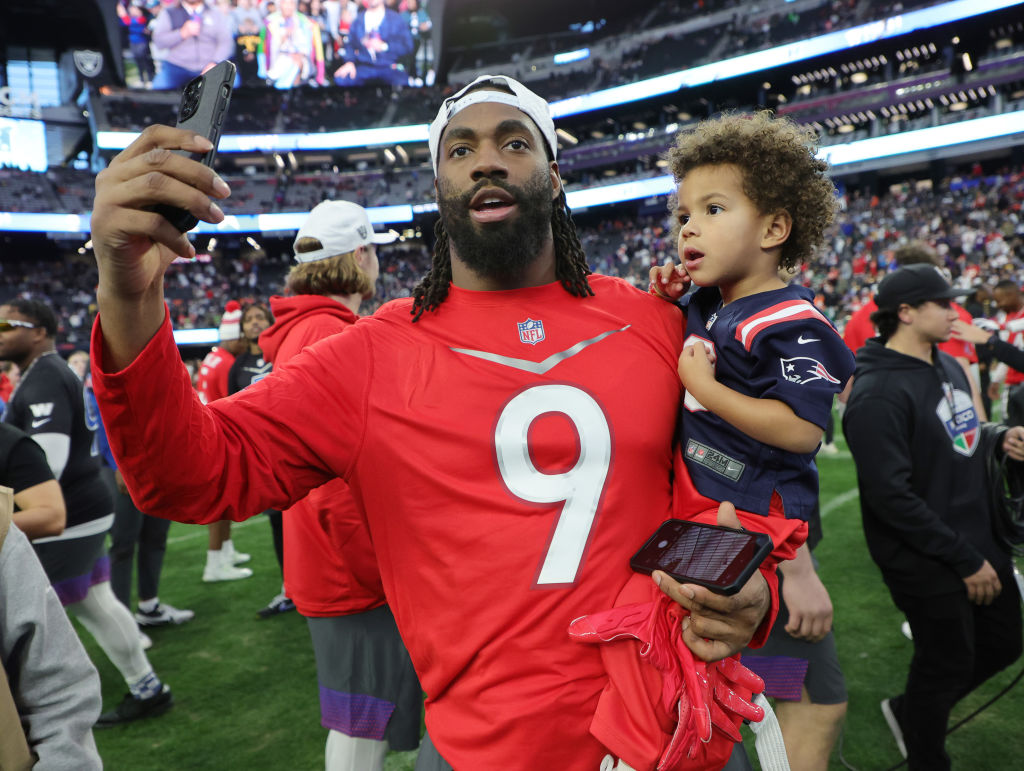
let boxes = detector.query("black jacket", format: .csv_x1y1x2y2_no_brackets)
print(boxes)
843,339,1009,596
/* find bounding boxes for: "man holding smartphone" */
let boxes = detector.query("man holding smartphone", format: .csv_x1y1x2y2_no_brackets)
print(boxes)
88,75,775,769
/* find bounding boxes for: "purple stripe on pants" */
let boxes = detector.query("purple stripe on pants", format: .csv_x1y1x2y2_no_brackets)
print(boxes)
53,554,111,606
741,654,808,701
319,685,396,739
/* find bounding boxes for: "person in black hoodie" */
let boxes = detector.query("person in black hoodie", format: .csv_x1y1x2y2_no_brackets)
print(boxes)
843,263,1024,771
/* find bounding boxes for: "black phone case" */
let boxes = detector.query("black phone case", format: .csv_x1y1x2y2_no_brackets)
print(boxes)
630,518,773,595
153,60,236,233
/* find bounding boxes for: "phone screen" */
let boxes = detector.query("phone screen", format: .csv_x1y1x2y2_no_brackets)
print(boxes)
630,519,772,594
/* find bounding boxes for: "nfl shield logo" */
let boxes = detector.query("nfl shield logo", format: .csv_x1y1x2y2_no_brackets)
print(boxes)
517,318,545,345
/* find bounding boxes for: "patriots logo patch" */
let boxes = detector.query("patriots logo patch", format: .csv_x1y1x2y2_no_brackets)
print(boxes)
780,357,840,385
517,318,545,345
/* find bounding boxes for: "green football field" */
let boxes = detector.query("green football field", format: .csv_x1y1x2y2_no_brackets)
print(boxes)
80,428,1024,770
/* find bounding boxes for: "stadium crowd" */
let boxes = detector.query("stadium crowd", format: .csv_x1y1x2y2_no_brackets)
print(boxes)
6,161,1022,353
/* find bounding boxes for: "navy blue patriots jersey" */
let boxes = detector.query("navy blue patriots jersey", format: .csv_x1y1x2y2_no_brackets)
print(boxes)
679,285,855,519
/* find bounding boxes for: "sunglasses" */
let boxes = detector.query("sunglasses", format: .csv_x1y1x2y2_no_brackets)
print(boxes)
0,319,37,332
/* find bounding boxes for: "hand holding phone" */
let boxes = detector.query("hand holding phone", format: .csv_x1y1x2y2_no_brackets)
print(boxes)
631,519,772,596
152,59,235,232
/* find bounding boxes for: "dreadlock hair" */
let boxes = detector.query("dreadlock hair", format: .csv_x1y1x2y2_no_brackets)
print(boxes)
410,187,593,321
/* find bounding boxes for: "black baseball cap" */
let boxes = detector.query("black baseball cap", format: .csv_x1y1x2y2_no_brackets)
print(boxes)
875,264,969,310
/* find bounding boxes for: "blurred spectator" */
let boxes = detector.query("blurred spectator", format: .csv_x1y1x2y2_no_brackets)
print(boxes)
150,0,236,91
117,0,157,88
333,0,413,87
258,0,326,88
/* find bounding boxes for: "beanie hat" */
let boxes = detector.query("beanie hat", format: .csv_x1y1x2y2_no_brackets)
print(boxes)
218,300,242,341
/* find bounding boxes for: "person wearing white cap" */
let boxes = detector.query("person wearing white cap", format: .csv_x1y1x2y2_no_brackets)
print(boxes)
195,301,254,582
89,75,775,771
256,200,419,770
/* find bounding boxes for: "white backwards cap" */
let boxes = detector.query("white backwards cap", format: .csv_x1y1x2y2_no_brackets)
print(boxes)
293,200,397,264
428,74,557,174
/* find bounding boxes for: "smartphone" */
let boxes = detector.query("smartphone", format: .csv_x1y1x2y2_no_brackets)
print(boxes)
630,518,772,595
152,59,236,233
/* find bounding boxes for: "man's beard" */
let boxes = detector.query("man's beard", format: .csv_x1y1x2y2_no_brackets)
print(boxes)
437,170,555,283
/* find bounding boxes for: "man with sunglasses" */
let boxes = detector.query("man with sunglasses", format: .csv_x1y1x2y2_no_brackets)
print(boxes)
0,298,173,726
844,264,1024,770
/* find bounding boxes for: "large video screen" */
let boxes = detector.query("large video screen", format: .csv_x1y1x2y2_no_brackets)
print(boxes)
113,0,436,91
0,117,47,171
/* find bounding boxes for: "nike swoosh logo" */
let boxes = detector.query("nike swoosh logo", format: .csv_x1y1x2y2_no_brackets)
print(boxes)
451,325,632,374
31,418,51,428
797,335,820,344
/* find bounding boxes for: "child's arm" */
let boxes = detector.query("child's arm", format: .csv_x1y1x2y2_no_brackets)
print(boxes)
679,343,823,454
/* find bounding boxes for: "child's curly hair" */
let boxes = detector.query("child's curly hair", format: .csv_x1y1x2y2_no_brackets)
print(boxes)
666,111,836,271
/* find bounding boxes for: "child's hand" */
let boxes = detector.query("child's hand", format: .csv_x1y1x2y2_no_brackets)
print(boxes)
678,341,716,395
649,258,691,301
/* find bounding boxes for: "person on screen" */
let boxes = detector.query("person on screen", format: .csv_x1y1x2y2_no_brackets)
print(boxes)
149,0,235,91
117,1,157,88
258,0,326,88
333,0,413,87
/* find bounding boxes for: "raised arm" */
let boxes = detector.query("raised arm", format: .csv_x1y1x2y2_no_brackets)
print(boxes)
90,125,231,371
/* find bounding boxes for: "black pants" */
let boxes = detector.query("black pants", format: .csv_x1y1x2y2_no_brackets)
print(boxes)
890,569,1022,771
103,466,171,607
267,509,284,575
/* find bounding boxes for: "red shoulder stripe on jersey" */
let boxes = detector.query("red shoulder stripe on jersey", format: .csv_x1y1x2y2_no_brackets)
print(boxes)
735,300,831,351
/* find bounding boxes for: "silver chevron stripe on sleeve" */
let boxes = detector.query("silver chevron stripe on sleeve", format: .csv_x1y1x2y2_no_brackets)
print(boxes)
450,325,632,374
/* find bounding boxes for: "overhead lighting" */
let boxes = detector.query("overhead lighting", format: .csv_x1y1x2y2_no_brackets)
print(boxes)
949,101,968,111
246,237,261,249
837,124,855,133
850,71,868,84
555,127,579,146
383,148,396,163
207,238,217,250
962,53,973,72
395,145,409,163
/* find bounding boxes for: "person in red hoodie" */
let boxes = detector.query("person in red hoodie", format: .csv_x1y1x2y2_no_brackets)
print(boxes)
258,200,421,771
194,301,253,582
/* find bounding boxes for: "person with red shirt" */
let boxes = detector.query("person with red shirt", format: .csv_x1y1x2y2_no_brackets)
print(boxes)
986,279,1024,425
89,76,783,769
256,200,421,770
195,301,252,581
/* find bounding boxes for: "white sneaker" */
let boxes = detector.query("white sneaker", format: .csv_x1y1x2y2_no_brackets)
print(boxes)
818,442,839,456
138,629,153,650
900,621,913,640
202,560,254,582
223,540,251,565
136,602,195,627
